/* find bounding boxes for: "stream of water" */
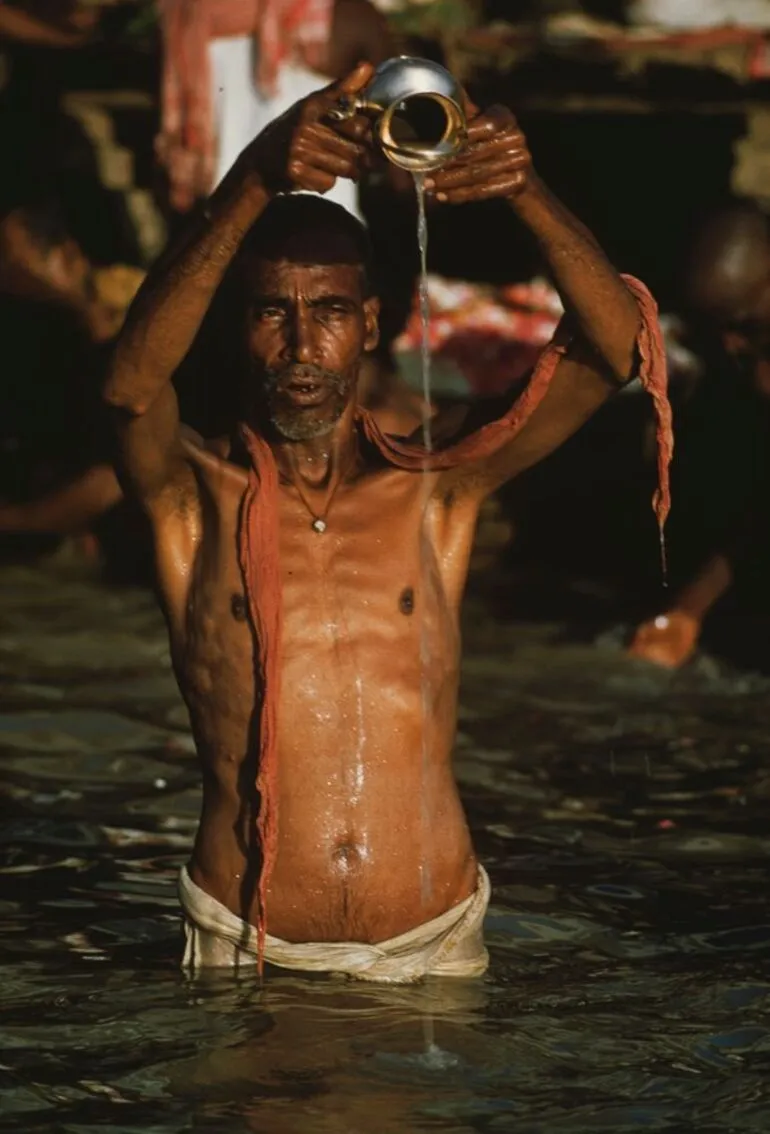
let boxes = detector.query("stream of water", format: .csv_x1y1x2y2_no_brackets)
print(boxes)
414,171,436,913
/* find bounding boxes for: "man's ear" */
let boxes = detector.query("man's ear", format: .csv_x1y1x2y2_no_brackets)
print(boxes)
363,294,380,353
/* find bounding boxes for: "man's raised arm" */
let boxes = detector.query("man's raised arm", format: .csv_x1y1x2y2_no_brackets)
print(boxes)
425,103,644,492
103,63,373,508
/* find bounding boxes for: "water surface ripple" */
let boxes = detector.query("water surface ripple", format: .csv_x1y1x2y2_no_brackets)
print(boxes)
1,565,770,1132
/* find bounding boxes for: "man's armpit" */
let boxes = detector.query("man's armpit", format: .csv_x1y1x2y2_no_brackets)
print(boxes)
144,464,200,522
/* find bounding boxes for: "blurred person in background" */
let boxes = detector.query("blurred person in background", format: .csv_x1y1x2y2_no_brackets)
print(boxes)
0,0,97,48
629,203,770,667
0,199,151,580
155,0,394,215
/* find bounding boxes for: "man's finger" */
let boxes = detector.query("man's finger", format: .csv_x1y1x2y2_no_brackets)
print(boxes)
324,111,373,145
436,174,526,204
331,61,375,100
448,140,526,173
428,153,529,192
305,122,365,157
289,163,337,194
459,84,480,119
465,116,519,146
293,142,359,179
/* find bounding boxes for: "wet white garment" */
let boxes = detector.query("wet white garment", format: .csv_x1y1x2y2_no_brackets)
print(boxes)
209,34,361,217
179,864,490,981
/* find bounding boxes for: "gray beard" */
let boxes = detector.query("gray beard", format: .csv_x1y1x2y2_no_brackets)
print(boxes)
269,408,340,442
261,363,353,442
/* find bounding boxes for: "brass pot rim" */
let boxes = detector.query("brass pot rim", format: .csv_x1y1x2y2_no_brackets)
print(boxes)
376,93,466,172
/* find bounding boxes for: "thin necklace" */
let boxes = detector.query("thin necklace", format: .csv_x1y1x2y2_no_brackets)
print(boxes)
288,452,353,533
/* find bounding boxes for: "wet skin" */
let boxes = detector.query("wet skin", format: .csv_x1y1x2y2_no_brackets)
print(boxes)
105,65,640,943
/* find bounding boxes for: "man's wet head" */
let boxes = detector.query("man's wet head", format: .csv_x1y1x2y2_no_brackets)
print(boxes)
238,195,380,440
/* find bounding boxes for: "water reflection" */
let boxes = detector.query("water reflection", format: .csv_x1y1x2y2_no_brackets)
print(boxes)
1,565,770,1131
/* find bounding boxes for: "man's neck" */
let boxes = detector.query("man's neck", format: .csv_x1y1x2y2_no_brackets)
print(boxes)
270,410,360,490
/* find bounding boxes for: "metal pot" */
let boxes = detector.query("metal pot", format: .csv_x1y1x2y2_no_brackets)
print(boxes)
329,56,467,173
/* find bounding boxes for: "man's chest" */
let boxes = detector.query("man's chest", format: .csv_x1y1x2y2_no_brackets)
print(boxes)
179,466,475,693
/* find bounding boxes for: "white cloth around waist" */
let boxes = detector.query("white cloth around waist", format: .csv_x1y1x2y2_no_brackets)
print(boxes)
179,864,490,982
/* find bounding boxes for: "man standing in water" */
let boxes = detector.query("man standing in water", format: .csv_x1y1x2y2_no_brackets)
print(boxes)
105,63,662,978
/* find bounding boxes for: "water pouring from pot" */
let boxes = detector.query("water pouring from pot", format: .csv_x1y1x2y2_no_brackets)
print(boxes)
328,56,467,173
329,57,469,920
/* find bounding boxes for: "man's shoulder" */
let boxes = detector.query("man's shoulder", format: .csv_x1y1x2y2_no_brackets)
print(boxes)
145,429,244,531
179,425,228,457
179,428,246,481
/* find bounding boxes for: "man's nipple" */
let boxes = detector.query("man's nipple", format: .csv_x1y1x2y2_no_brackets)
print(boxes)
231,593,248,621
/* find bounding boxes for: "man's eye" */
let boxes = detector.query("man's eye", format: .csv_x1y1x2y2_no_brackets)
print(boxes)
258,307,284,320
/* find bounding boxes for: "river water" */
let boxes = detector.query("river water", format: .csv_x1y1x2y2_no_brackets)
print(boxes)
2,561,770,1133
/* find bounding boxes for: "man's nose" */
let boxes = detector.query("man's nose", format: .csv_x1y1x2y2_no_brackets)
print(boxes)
286,306,314,363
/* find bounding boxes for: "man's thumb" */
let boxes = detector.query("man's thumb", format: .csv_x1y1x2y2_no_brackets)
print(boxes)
460,84,480,118
333,61,375,100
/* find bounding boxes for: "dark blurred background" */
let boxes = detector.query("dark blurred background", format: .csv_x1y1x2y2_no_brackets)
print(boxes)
2,0,770,667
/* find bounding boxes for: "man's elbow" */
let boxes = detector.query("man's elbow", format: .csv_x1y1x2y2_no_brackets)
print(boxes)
606,302,642,385
103,365,153,418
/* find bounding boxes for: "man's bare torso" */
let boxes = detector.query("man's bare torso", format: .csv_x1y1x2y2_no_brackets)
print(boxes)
103,69,643,954
155,436,481,944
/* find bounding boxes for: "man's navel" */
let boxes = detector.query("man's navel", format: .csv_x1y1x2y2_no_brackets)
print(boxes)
399,586,415,615
331,838,368,873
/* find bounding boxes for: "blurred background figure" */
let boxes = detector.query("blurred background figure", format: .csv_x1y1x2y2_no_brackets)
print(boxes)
155,0,394,215
0,0,97,47
0,197,149,580
629,203,770,668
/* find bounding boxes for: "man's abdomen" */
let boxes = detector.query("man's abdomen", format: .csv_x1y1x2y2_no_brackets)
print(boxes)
264,751,477,943
190,698,477,945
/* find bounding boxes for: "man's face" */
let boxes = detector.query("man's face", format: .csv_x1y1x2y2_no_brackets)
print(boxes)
688,235,770,398
713,277,770,399
245,258,379,441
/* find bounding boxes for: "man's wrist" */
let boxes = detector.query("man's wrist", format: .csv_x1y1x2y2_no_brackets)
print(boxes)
233,135,286,198
198,163,272,242
505,172,549,216
210,155,272,212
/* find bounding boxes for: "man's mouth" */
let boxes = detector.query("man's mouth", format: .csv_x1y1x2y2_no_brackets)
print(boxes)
281,377,329,407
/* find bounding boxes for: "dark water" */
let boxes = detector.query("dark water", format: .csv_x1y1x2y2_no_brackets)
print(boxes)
2,564,770,1133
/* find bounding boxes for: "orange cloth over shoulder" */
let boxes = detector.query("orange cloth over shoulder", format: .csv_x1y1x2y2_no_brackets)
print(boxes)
237,275,672,970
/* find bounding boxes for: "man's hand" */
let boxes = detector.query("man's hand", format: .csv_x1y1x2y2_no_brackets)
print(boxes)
252,62,375,196
424,105,534,205
627,610,701,669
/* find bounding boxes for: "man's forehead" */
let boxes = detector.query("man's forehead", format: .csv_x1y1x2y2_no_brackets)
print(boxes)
249,258,363,296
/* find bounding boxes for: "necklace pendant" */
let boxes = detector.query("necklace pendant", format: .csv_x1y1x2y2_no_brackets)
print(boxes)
311,518,327,533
